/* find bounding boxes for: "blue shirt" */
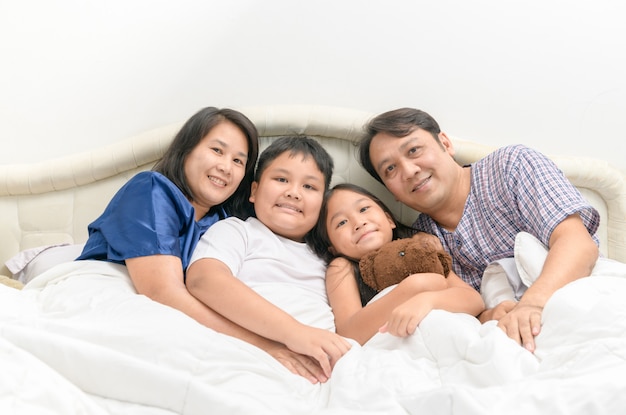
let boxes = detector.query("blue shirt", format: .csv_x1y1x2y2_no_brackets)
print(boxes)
414,145,600,291
77,171,221,273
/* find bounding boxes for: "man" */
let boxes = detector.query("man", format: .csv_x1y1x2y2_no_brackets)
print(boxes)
357,107,599,352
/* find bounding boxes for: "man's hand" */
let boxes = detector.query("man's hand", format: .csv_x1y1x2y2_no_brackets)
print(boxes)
496,303,543,352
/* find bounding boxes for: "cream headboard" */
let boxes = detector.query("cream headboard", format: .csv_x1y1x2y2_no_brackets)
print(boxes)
1,105,625,277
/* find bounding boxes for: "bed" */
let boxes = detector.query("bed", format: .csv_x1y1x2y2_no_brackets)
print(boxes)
1,105,626,414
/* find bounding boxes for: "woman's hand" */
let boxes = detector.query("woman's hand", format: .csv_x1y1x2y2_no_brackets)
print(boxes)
263,341,333,384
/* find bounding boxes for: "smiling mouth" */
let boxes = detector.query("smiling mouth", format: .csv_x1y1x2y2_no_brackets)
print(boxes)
276,203,302,213
208,176,227,187
412,176,431,192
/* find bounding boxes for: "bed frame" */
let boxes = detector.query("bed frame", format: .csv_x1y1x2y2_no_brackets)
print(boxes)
1,105,625,279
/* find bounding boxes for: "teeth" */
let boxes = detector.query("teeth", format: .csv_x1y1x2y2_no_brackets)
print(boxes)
209,176,226,186
278,204,300,212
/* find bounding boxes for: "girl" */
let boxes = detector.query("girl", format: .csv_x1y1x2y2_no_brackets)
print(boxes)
309,183,484,345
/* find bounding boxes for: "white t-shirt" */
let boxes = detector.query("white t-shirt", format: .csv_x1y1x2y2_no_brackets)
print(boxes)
189,217,335,331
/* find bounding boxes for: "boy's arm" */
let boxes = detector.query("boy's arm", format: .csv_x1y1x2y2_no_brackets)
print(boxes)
127,255,328,384
186,258,351,377
496,214,598,352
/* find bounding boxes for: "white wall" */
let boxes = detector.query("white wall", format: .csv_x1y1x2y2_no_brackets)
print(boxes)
1,0,624,173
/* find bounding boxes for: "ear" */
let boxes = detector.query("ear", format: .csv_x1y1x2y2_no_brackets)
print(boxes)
438,132,455,158
249,181,258,203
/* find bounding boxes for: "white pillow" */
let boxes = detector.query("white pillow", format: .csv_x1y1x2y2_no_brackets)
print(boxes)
5,244,85,284
514,231,626,283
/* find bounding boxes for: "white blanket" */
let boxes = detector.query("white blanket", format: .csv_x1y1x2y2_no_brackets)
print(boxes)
2,259,626,414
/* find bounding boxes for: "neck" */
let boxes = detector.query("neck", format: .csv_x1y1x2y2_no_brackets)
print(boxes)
430,166,471,231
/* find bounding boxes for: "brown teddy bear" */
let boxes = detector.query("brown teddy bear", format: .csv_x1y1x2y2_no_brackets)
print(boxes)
359,232,453,292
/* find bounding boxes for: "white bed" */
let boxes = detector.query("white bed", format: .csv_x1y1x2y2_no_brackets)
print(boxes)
1,105,626,414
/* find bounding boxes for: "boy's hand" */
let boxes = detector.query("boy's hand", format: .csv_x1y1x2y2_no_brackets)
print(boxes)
285,327,352,379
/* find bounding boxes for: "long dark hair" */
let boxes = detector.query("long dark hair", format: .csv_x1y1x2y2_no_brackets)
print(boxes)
153,107,259,219
308,182,416,305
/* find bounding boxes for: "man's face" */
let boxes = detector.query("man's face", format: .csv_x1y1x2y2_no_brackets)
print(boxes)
368,128,456,215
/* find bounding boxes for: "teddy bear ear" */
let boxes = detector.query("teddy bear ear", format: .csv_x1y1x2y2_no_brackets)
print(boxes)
359,252,380,291
438,251,453,277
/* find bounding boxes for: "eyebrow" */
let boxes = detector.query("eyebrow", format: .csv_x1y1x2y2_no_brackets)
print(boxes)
328,196,369,223
375,135,417,173
269,167,323,183
213,138,248,160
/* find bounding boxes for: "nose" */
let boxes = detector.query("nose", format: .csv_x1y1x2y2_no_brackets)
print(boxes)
216,160,231,175
399,158,420,181
285,186,301,200
354,220,366,231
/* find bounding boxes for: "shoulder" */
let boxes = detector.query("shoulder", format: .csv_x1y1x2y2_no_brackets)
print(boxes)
327,257,355,277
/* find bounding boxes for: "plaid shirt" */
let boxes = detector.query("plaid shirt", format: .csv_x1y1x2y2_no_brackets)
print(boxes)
414,145,600,291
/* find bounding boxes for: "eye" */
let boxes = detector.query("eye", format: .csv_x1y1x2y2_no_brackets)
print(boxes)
303,183,318,191
336,219,347,228
276,177,288,183
211,147,223,155
233,158,244,165
359,206,370,213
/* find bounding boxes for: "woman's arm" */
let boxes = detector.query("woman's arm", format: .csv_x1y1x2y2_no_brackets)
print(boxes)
185,257,351,378
326,257,451,345
126,254,331,384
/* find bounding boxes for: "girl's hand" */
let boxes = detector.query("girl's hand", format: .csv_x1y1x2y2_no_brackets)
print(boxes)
379,296,431,337
285,326,352,378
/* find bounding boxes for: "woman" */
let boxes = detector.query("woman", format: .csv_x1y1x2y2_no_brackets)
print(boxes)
78,107,327,383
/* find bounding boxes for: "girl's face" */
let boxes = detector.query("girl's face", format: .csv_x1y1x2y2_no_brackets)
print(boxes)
184,120,249,219
325,189,396,260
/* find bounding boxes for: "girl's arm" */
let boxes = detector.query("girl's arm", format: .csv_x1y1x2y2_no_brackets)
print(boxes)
380,271,485,337
326,257,450,345
126,255,332,384
185,257,351,378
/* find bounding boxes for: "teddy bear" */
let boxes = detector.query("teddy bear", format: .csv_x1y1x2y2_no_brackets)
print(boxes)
359,232,453,292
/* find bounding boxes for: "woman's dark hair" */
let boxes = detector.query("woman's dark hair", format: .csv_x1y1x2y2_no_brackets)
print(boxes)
358,108,442,184
153,107,259,219
307,182,416,305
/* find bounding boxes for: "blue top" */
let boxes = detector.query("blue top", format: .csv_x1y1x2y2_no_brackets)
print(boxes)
76,171,222,273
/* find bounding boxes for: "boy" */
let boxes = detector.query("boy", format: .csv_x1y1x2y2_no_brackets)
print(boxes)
186,136,352,382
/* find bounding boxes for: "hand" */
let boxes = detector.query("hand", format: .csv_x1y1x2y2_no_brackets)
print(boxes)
478,300,517,323
379,296,431,337
496,303,543,352
264,341,330,384
284,326,352,379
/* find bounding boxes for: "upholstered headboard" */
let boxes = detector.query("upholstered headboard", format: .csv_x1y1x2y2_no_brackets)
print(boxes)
1,105,625,278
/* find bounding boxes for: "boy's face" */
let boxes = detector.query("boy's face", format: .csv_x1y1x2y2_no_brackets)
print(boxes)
250,151,325,242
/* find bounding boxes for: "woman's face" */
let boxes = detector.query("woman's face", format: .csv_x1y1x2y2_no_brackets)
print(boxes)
184,120,249,219
325,189,396,260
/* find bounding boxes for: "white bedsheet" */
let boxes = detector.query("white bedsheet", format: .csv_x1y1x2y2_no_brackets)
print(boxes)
1,259,626,414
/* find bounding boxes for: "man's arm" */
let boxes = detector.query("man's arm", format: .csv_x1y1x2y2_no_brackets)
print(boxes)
496,214,598,352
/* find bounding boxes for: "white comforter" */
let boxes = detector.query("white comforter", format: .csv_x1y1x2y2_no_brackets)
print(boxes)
1,259,626,415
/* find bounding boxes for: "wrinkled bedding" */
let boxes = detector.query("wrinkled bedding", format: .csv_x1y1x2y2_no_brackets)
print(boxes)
1,258,626,415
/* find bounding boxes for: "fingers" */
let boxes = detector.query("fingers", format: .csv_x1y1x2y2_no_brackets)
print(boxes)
275,351,327,384
496,304,543,353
